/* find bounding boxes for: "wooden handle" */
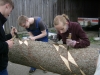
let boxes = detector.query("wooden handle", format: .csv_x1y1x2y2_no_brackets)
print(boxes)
67,33,72,39
11,36,16,41
66,33,72,50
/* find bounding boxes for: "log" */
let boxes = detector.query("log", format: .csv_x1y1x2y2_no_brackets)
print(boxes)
9,38,99,75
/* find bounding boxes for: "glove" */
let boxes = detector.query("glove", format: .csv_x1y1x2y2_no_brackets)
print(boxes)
66,39,76,47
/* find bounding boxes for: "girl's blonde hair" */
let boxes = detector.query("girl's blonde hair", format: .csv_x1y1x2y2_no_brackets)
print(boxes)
18,15,28,26
53,14,69,26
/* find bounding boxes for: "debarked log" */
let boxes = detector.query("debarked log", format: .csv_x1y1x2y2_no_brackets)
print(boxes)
9,38,99,75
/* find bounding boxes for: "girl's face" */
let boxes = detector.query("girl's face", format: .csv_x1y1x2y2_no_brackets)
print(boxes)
55,21,68,33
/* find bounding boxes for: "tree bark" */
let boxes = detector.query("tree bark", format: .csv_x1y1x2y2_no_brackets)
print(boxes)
9,39,99,75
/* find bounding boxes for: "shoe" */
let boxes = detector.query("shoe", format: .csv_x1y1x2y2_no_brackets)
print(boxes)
29,69,35,73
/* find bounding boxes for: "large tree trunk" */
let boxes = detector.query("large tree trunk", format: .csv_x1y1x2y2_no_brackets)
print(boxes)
9,39,99,75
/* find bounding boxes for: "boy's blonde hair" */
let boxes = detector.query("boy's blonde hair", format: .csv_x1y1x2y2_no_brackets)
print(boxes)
53,14,69,26
0,0,14,9
18,15,28,26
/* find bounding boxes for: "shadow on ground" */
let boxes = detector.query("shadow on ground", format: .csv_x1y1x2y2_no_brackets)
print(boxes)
8,62,60,75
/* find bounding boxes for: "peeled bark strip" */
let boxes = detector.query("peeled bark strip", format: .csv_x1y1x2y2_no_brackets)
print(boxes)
9,39,99,75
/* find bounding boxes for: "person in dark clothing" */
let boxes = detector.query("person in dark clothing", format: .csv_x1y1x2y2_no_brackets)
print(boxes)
18,15,48,73
0,0,17,75
53,14,90,48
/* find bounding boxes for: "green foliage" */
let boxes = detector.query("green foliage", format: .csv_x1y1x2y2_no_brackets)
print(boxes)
18,33,29,39
48,28,57,33
89,37,100,43
50,29,56,33
18,34,23,39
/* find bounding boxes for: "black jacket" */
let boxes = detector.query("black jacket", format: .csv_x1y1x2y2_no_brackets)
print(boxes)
0,13,12,71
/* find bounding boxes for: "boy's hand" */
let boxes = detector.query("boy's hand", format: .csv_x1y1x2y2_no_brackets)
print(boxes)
11,26,17,37
6,40,14,48
66,39,77,47
29,36,36,41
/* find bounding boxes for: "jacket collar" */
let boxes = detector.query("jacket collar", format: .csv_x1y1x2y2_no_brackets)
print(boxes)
0,12,7,26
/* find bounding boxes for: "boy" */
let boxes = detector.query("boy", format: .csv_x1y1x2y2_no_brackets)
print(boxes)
18,15,48,73
0,0,17,75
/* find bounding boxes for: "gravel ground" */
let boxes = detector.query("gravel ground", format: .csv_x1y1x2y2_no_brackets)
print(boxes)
7,61,60,75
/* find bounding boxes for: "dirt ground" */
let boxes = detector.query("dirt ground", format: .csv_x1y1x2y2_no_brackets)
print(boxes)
85,30,100,48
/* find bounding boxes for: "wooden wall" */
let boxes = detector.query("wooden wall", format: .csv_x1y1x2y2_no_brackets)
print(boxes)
4,0,57,33
56,0,99,21
4,0,99,33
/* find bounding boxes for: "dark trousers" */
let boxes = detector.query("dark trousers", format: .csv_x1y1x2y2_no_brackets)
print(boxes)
30,67,36,71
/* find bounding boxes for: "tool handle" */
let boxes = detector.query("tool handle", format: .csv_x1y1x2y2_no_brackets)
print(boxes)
11,36,16,41
66,33,72,50
11,26,18,38
67,33,72,39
